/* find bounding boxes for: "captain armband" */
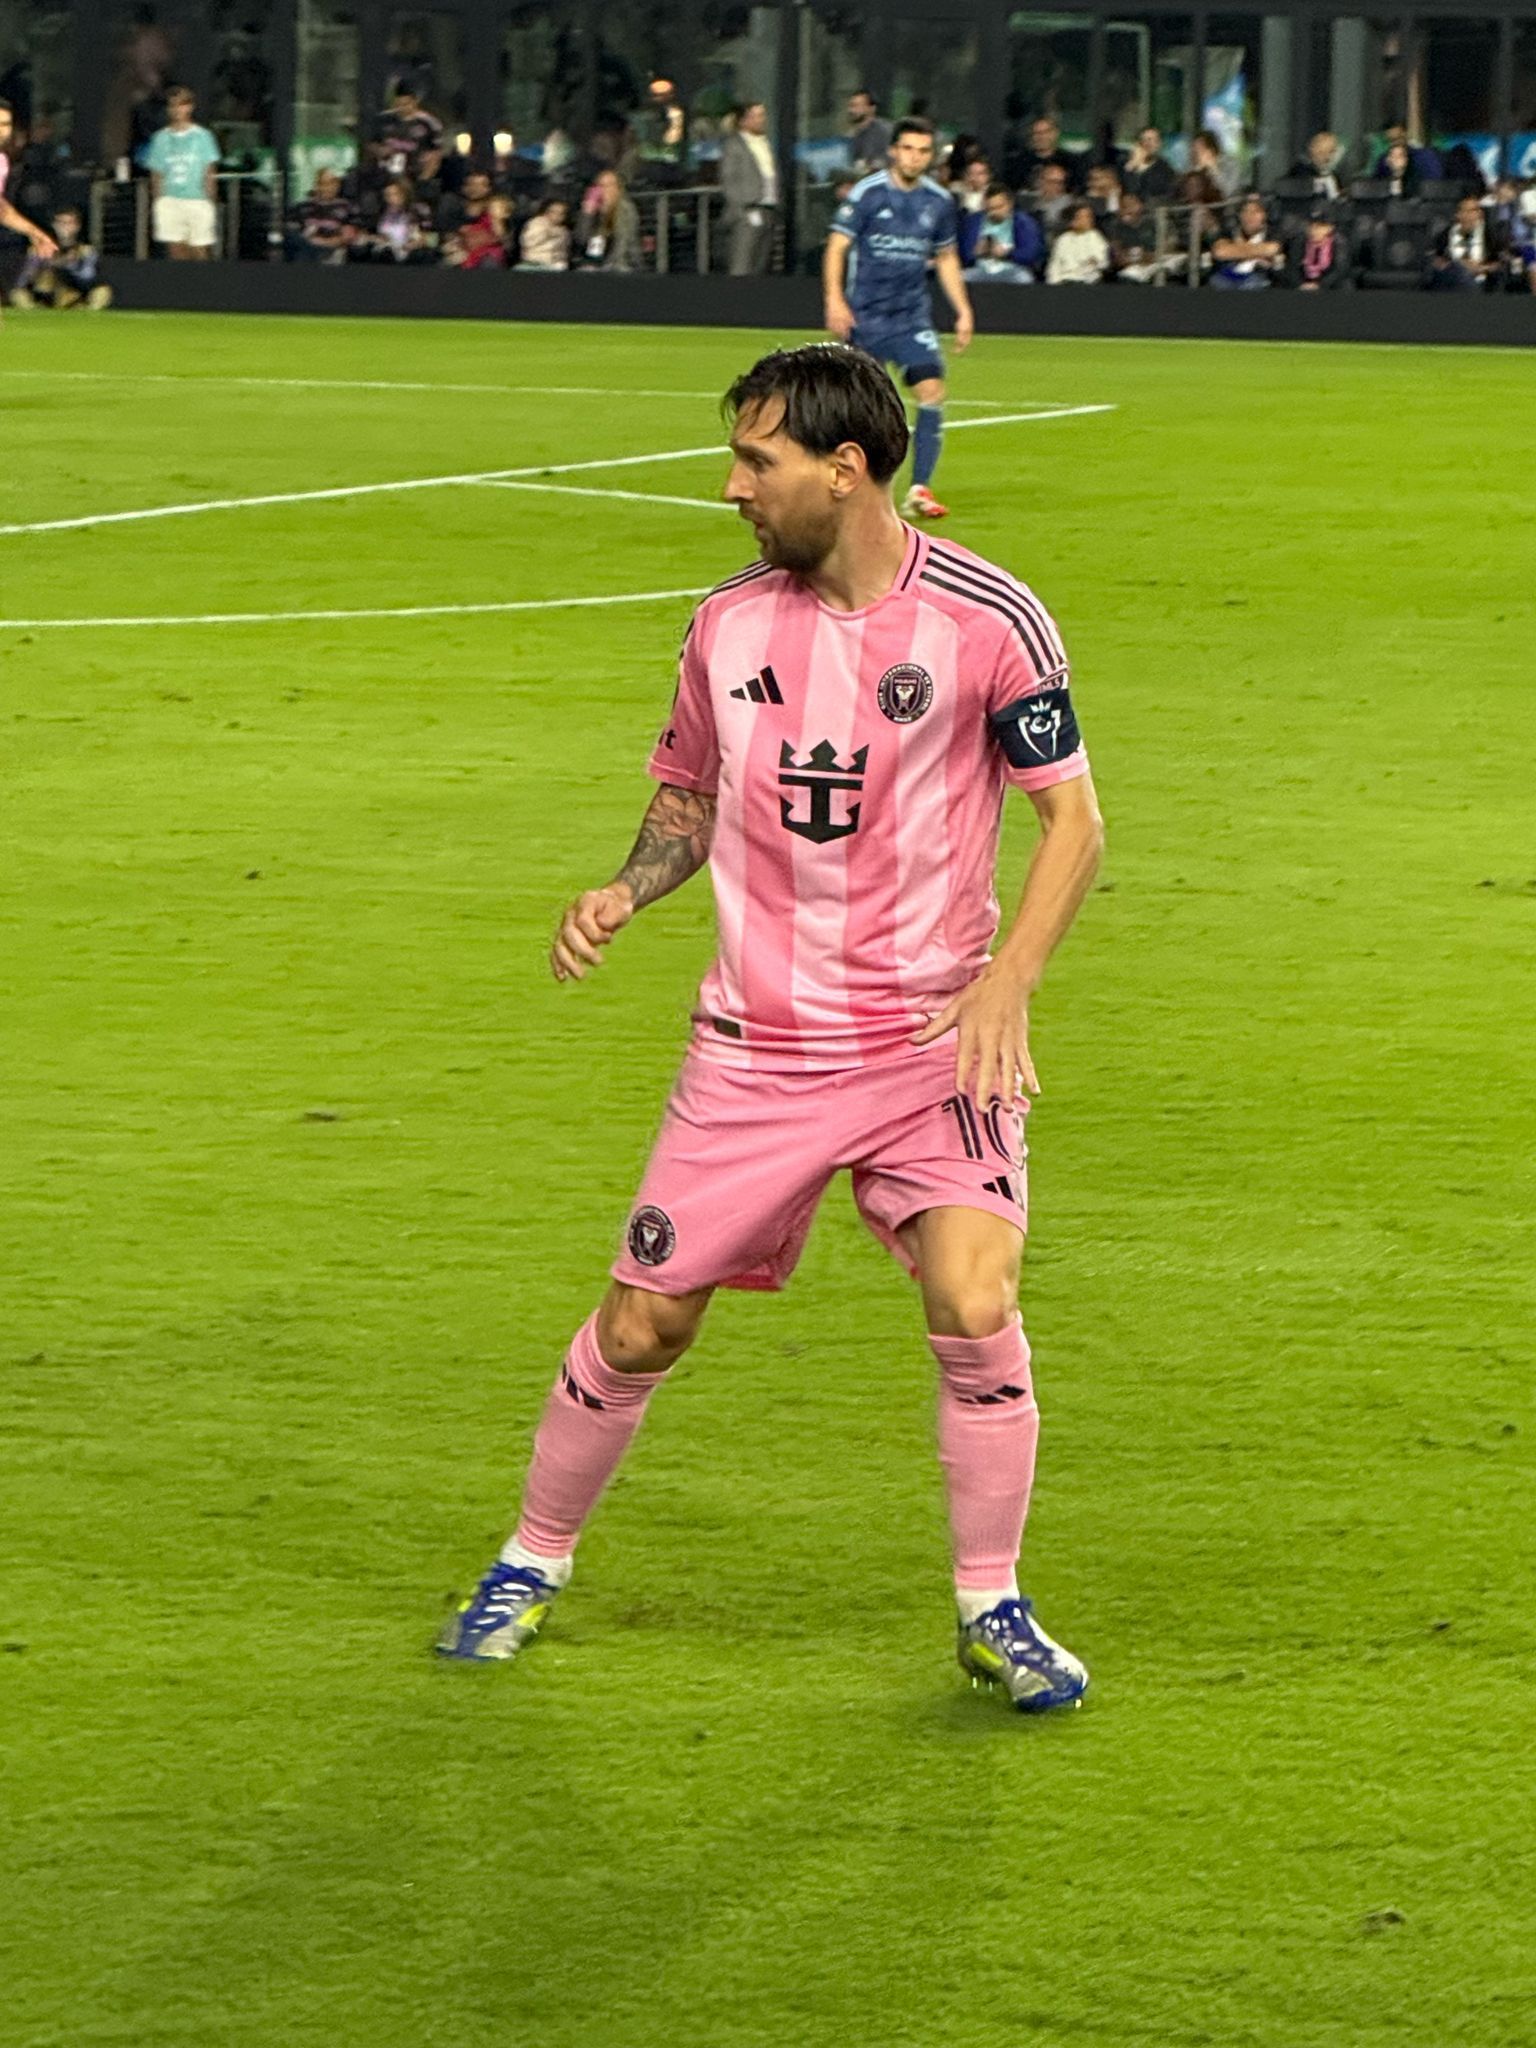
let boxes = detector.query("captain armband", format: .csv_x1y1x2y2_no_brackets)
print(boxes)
989,681,1081,769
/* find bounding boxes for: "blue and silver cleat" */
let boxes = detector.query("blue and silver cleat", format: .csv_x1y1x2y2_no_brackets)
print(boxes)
957,1598,1089,1712
436,1562,560,1662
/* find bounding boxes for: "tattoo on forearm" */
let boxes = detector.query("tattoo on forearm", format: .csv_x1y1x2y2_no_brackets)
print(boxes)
613,784,716,910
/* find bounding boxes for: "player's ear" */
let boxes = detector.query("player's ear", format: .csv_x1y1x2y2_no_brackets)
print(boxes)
829,439,867,499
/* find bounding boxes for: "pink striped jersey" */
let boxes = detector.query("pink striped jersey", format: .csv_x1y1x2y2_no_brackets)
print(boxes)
647,522,1088,1071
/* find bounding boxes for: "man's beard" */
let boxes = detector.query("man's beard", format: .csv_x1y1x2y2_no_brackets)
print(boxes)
757,506,838,575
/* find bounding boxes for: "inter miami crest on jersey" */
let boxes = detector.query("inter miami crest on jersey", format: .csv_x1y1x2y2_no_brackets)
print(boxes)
627,1205,676,1266
778,740,869,843
876,662,934,724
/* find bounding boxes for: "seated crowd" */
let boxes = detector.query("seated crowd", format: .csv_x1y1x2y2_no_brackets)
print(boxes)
283,84,638,272
289,95,1535,292
932,120,1536,291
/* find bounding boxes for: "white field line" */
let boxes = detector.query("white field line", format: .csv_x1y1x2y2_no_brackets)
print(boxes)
948,403,1116,430
476,478,733,512
0,441,731,538
0,586,713,632
0,405,1112,541
0,367,1079,409
0,370,728,401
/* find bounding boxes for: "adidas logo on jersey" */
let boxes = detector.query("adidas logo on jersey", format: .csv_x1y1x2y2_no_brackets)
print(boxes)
730,666,785,704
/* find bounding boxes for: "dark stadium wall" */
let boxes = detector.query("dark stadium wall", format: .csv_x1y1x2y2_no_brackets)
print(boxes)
109,262,1536,348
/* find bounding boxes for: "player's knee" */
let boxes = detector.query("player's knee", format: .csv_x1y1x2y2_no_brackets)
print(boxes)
914,380,945,406
597,1283,708,1372
927,1287,1017,1339
923,1259,1020,1339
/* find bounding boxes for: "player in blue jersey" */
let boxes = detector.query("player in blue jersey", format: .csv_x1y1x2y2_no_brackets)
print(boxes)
823,116,974,521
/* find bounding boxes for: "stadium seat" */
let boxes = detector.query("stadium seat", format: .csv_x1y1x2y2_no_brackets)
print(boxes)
1360,208,1434,289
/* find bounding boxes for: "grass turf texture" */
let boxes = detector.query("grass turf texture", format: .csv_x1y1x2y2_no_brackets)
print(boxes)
2,313,1533,2048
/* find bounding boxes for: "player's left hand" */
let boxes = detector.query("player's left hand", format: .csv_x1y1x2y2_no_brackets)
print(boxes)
911,965,1037,1108
31,231,58,260
953,306,975,353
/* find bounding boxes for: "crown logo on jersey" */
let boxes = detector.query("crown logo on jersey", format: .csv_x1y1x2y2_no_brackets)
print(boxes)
777,740,869,844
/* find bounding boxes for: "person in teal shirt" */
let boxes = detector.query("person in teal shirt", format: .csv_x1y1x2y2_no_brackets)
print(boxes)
146,87,221,258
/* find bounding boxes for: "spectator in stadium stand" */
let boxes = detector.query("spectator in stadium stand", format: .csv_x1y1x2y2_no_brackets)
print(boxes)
1488,175,1536,289
945,134,984,184
1120,125,1176,203
958,181,1045,281
1106,189,1164,281
845,90,892,176
1031,161,1075,237
287,167,359,263
1429,193,1506,290
1013,116,1082,194
444,174,509,268
1208,196,1286,288
517,194,572,270
145,87,221,260
10,207,111,308
953,157,993,214
1085,163,1121,218
1379,140,1422,201
1287,130,1342,200
1173,164,1224,212
438,165,492,239
577,168,641,271
354,177,436,263
1287,209,1351,290
1190,128,1239,199
1372,123,1441,181
720,100,781,275
371,82,444,184
1046,199,1111,283
1439,141,1487,194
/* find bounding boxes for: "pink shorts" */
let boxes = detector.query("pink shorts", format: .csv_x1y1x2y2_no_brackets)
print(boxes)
610,1041,1028,1296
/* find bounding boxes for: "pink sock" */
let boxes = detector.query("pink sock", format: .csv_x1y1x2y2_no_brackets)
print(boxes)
930,1315,1039,1591
513,1312,669,1559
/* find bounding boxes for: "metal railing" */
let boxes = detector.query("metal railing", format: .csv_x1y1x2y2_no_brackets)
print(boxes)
83,174,778,274
88,171,279,262
86,180,1459,289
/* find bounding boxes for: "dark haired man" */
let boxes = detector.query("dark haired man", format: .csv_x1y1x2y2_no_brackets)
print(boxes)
370,81,444,183
0,99,59,272
846,88,892,176
824,117,974,522
439,344,1105,1715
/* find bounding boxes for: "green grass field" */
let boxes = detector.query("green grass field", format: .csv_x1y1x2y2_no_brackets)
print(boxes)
3,313,1533,2048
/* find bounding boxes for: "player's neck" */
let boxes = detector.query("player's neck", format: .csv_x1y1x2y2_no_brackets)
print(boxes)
804,499,909,613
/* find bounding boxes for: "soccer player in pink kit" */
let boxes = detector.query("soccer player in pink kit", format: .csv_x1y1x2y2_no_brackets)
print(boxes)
0,100,60,285
440,344,1105,1711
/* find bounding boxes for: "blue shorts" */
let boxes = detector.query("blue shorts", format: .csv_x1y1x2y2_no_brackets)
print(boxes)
851,323,944,387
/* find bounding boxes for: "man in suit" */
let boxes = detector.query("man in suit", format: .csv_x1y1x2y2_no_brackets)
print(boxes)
721,101,780,275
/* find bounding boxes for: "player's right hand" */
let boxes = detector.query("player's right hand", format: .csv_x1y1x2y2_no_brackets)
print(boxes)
825,297,855,341
31,231,59,260
551,883,635,982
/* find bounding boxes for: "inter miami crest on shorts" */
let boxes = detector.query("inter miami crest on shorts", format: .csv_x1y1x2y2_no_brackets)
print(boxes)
627,1205,676,1267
